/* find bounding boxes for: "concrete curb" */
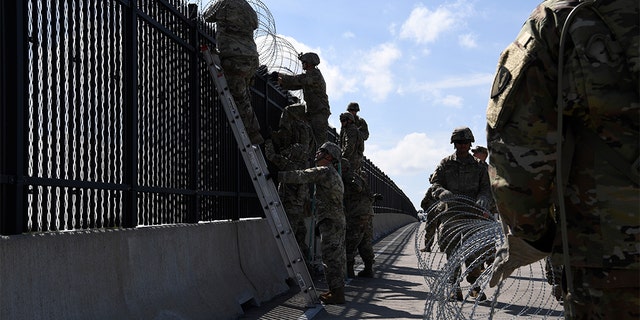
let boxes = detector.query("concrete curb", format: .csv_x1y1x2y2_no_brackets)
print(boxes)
0,213,415,319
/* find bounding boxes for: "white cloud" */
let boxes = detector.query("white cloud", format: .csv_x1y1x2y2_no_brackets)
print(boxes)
342,31,355,39
358,43,402,101
396,73,492,105
366,132,453,207
399,1,474,45
405,73,494,92
439,94,464,107
324,64,359,102
458,33,478,48
366,132,449,176
400,5,454,44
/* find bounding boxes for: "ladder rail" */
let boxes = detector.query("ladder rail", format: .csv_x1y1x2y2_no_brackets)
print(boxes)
201,45,319,306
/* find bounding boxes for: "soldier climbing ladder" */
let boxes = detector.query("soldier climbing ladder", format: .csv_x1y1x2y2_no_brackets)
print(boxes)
201,45,320,307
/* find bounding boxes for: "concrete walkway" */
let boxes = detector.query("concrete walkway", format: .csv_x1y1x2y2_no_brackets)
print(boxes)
240,222,565,320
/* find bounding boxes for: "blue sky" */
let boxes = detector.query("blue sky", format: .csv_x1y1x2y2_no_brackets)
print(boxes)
198,0,541,209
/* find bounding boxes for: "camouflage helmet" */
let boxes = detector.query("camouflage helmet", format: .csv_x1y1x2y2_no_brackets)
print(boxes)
450,126,475,143
317,142,341,162
298,52,320,66
339,112,354,123
347,102,360,112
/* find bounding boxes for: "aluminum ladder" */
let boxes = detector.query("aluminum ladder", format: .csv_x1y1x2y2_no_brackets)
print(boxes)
201,45,319,307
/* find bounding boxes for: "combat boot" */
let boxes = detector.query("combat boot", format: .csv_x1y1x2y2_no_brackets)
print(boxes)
448,286,463,302
347,261,355,278
470,286,486,301
357,261,373,278
320,287,345,305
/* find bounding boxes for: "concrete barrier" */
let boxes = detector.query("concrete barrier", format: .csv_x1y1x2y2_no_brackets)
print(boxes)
372,213,418,241
0,213,415,319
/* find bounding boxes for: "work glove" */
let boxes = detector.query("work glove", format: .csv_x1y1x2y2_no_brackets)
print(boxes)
489,234,549,287
438,190,454,200
476,196,490,209
269,72,280,82
264,139,276,162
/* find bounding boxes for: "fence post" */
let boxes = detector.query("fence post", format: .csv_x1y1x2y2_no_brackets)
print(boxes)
0,0,26,235
187,3,200,223
122,0,139,228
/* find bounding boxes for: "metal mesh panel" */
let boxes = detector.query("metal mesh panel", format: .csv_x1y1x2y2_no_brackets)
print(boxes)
4,0,417,235
25,0,125,232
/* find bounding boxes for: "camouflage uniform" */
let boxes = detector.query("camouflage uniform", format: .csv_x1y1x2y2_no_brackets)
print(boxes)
347,102,369,142
279,68,330,146
420,183,438,251
358,208,374,264
339,115,365,173
430,153,491,202
278,165,346,292
354,115,369,142
205,0,262,144
342,163,375,276
486,0,639,318
265,103,315,258
430,152,492,287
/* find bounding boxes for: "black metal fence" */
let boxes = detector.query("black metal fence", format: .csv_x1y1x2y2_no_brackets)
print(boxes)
0,0,416,236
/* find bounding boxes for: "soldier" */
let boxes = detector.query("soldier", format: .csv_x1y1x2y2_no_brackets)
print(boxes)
204,0,263,145
486,1,639,318
264,103,315,258
346,102,369,141
471,145,497,216
278,142,346,304
342,159,376,279
429,126,492,301
272,53,330,147
419,182,438,253
471,146,488,163
339,112,364,173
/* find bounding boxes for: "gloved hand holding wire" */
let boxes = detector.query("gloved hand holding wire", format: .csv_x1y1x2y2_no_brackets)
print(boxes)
489,234,550,287
438,190,454,200
476,196,490,209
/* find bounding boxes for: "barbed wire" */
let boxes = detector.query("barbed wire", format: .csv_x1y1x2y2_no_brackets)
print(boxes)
415,195,564,319
195,0,302,98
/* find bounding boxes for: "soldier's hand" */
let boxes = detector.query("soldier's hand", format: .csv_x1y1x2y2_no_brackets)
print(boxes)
269,72,279,82
489,234,550,287
476,196,490,209
264,139,275,161
439,190,454,200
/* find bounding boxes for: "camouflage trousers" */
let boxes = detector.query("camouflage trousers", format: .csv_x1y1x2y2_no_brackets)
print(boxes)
345,215,374,265
318,216,346,290
280,183,310,258
440,232,484,285
563,267,640,319
221,56,261,140
307,111,329,147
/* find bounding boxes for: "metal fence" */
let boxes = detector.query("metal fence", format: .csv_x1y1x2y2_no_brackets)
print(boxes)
0,0,416,236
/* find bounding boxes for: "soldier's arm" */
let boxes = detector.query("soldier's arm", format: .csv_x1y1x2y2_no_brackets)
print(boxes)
279,166,330,185
486,6,559,246
279,73,311,91
341,127,358,159
430,161,452,199
358,118,369,141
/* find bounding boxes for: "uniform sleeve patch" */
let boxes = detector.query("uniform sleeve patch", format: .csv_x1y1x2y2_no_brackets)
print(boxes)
490,65,512,99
